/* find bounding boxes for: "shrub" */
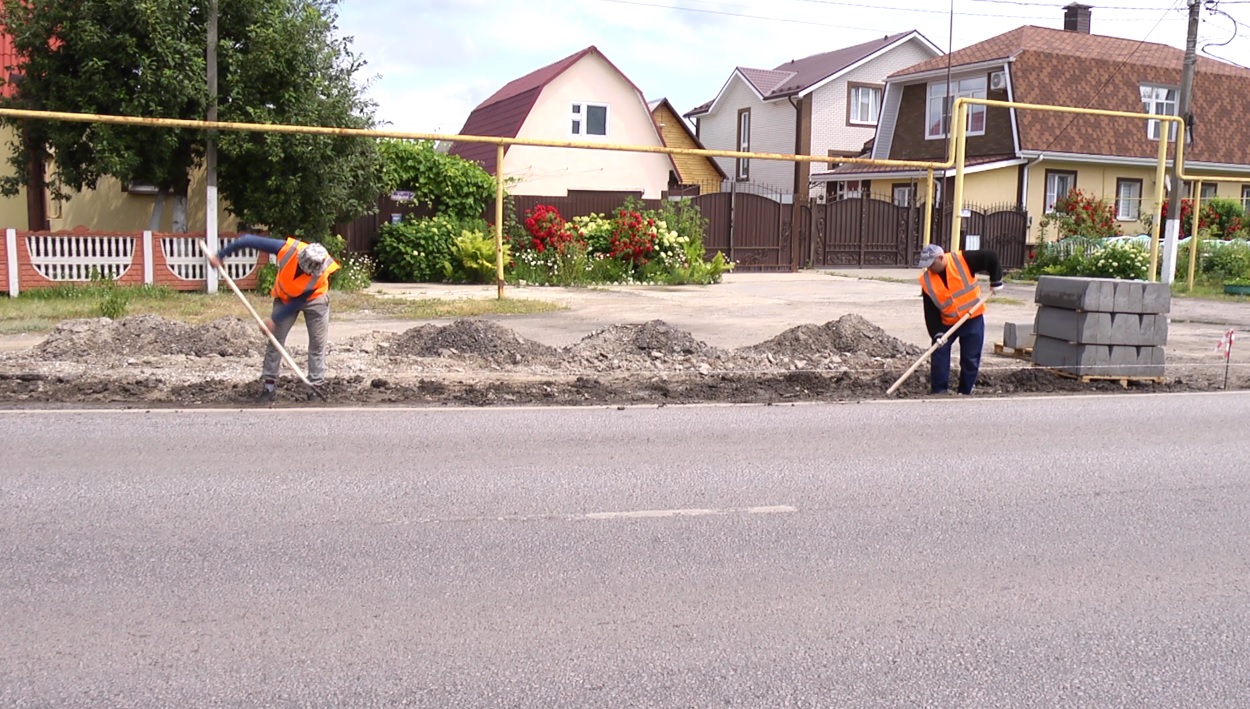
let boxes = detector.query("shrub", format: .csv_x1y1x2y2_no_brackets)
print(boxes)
376,214,489,282
256,262,278,293
331,253,375,292
570,212,614,255
1200,198,1246,240
1085,241,1150,280
443,229,510,284
98,286,129,319
1204,239,1250,281
378,139,496,221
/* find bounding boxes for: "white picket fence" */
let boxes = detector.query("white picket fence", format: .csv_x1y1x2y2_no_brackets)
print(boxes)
25,234,135,281
3,229,260,297
160,235,258,282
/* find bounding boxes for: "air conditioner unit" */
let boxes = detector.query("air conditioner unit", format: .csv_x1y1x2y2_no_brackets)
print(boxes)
990,71,1007,91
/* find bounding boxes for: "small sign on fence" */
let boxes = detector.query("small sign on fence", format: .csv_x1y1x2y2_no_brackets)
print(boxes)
390,190,415,202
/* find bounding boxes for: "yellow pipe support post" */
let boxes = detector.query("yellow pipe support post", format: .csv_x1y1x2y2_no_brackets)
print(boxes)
495,144,505,300
949,100,969,252
922,168,934,247
1149,124,1170,281
1187,179,1202,292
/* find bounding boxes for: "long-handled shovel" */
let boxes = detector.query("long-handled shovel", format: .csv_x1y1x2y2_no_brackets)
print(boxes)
198,239,320,398
886,297,987,396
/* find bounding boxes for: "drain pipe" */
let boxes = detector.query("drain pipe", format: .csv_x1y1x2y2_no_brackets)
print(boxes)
1023,152,1045,244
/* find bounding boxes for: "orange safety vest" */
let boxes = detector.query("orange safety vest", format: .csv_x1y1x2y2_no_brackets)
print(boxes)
919,250,985,326
272,237,340,303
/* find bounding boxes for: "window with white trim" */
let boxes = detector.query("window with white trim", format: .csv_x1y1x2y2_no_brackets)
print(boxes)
1242,185,1250,212
926,77,987,139
1199,182,1217,203
1045,170,1077,212
571,102,608,137
848,84,881,126
1140,84,1177,141
1115,178,1142,221
736,108,751,180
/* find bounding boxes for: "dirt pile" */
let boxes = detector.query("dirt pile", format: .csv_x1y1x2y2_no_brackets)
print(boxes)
747,314,922,360
383,319,559,366
563,320,729,372
35,315,264,361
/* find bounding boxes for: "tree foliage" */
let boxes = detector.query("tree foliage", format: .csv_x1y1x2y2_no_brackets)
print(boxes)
0,0,384,238
377,139,495,221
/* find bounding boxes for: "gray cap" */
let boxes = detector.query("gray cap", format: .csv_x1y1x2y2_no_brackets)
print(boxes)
917,243,944,269
298,243,330,277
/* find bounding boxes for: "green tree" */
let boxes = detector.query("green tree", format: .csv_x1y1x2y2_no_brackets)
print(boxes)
0,0,383,238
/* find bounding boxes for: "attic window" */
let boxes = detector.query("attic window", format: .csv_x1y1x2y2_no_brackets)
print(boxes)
1141,84,1177,141
926,77,986,139
571,103,608,137
847,84,882,126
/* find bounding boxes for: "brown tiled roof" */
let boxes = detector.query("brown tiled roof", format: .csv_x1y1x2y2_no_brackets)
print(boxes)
891,26,1250,166
449,46,647,174
686,31,924,116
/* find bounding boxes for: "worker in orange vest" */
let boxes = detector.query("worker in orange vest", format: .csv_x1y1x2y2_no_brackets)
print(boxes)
917,243,1003,396
210,234,340,402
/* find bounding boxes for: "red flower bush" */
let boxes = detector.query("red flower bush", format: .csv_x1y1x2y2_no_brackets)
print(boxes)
609,208,657,265
523,205,576,254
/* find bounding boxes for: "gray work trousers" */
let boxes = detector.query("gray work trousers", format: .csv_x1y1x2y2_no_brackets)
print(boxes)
262,296,330,385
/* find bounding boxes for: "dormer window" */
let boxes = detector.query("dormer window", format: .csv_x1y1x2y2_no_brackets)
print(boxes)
1140,84,1177,141
926,77,987,139
571,103,608,137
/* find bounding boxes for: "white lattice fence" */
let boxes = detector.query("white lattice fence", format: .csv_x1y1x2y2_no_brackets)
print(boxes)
161,236,257,282
26,234,136,281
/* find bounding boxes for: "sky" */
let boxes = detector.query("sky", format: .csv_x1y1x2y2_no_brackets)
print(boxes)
334,0,1250,136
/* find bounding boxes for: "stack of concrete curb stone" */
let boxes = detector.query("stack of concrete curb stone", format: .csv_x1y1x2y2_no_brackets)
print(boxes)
1030,276,1171,378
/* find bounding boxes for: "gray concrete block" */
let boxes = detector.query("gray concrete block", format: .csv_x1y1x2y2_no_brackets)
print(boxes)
1142,282,1172,314
1003,322,1035,350
1113,281,1144,313
1109,345,1166,377
1034,307,1112,343
1031,335,1110,376
1109,313,1169,346
1034,276,1116,312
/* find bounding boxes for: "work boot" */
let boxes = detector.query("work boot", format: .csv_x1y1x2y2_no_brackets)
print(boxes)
258,379,277,403
306,384,325,402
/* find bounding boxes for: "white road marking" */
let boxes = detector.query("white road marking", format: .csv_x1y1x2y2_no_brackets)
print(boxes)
383,505,798,526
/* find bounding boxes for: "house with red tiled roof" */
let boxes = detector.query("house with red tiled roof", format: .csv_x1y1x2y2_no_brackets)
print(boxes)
684,31,942,201
813,3,1250,243
448,46,676,199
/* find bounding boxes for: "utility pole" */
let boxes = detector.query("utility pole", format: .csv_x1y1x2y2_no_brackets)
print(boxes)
205,0,220,294
1161,0,1200,285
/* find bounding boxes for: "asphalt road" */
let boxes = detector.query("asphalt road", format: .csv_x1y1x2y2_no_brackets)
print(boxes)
3,394,1250,707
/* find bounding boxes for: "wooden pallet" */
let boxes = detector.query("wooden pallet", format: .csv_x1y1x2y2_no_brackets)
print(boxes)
992,342,1033,359
1038,366,1165,388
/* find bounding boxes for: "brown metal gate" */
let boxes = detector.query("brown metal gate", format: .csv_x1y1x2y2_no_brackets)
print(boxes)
807,192,919,267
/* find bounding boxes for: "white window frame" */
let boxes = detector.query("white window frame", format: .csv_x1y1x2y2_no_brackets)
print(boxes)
570,102,609,138
1141,84,1177,141
1199,182,1217,204
1115,178,1142,221
848,84,881,126
1242,185,1250,212
926,77,987,140
1045,170,1077,212
892,184,913,207
736,108,751,181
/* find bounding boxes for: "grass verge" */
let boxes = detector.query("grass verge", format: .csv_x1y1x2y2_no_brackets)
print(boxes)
0,285,563,334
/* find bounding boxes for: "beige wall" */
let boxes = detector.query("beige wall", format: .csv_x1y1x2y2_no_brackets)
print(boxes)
507,53,672,198
964,169,1019,208
0,126,29,229
51,168,239,232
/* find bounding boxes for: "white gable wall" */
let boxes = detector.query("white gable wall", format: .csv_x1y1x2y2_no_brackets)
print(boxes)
695,74,796,192
506,53,671,198
809,39,941,174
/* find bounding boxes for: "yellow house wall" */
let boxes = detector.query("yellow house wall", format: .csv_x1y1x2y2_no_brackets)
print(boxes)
0,126,30,228
50,167,239,232
1022,162,1163,243
963,169,1018,208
